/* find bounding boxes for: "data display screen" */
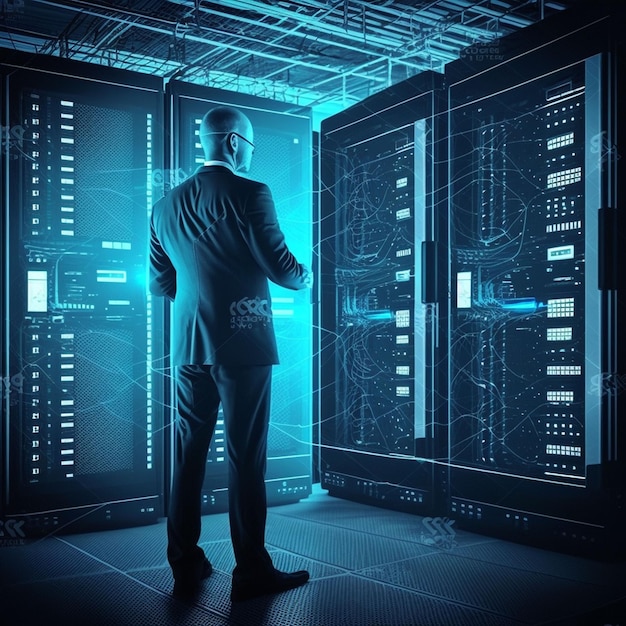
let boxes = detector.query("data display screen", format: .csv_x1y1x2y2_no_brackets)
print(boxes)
326,123,428,455
4,64,164,522
318,73,441,511
448,61,598,485
170,86,313,507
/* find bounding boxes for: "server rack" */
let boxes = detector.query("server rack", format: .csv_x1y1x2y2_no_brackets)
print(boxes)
165,80,313,512
1,53,165,535
312,129,321,484
319,72,445,514
445,2,626,557
0,55,7,526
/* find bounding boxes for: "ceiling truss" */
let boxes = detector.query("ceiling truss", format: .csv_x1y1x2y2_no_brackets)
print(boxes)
0,0,577,115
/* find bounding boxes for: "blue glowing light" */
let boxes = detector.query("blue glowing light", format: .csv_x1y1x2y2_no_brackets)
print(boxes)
499,298,544,313
363,310,395,321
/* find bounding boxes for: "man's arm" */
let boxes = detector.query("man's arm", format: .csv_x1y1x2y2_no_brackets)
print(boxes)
149,210,176,300
242,183,310,290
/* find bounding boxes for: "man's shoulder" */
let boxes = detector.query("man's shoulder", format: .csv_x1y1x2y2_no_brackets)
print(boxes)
232,173,268,192
222,174,271,205
157,169,270,207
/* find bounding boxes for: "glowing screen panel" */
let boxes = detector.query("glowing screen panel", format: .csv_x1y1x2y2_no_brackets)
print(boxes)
448,61,598,486
3,66,163,527
171,88,312,508
328,124,427,455
319,82,439,511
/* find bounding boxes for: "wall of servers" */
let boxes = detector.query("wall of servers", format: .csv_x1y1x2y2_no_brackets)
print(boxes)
1,1,623,558
319,1,625,558
0,56,312,536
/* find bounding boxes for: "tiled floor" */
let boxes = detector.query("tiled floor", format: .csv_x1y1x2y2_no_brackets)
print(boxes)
1,486,624,626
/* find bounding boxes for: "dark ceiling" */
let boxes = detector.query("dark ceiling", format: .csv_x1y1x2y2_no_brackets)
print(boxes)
1,0,581,121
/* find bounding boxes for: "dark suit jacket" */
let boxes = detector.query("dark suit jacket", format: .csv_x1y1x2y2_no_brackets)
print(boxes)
149,165,307,366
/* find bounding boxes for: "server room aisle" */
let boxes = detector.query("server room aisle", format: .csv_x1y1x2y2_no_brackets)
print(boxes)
1,485,624,626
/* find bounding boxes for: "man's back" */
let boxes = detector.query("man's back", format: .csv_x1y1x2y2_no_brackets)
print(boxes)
149,164,306,366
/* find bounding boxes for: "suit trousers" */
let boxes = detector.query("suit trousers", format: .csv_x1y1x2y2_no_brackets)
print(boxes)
167,364,274,583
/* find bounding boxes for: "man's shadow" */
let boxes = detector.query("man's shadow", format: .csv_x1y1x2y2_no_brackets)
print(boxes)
227,594,274,625
163,575,275,626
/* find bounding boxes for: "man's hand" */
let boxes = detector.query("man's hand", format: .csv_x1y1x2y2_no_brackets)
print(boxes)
300,264,314,288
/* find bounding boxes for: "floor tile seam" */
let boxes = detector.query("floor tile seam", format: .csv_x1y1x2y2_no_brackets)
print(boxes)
53,535,167,584
267,511,441,551
1,568,115,588
67,520,600,582
341,570,532,625
122,570,234,624
136,565,534,626
347,561,622,613
432,548,626,589
260,537,444,570
173,541,378,577
529,597,626,626
350,552,443,574
126,562,260,577
269,512,505,552
54,537,235,623
344,559,626,623
130,563,356,595
197,535,232,551
264,545,356,574
125,564,179,575
130,568,343,625
450,538,626,564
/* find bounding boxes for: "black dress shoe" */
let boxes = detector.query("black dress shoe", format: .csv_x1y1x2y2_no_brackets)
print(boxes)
172,558,213,600
230,569,310,602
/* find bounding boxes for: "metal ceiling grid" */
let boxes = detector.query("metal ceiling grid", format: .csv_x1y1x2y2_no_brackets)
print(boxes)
0,0,579,115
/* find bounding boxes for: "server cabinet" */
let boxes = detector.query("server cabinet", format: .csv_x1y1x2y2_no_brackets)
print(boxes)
165,80,313,512
0,57,7,525
1,53,165,535
319,73,445,514
445,2,626,556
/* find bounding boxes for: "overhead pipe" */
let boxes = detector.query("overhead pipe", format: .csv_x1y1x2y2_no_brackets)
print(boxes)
29,0,385,81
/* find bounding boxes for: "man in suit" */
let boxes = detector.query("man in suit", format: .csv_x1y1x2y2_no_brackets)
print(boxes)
149,105,312,602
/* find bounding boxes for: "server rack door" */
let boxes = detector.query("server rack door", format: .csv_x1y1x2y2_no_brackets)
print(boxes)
445,3,625,557
165,81,313,512
319,73,444,514
1,54,165,535
1,61,7,522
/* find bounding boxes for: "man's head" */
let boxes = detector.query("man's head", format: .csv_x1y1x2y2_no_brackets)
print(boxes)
199,106,255,173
